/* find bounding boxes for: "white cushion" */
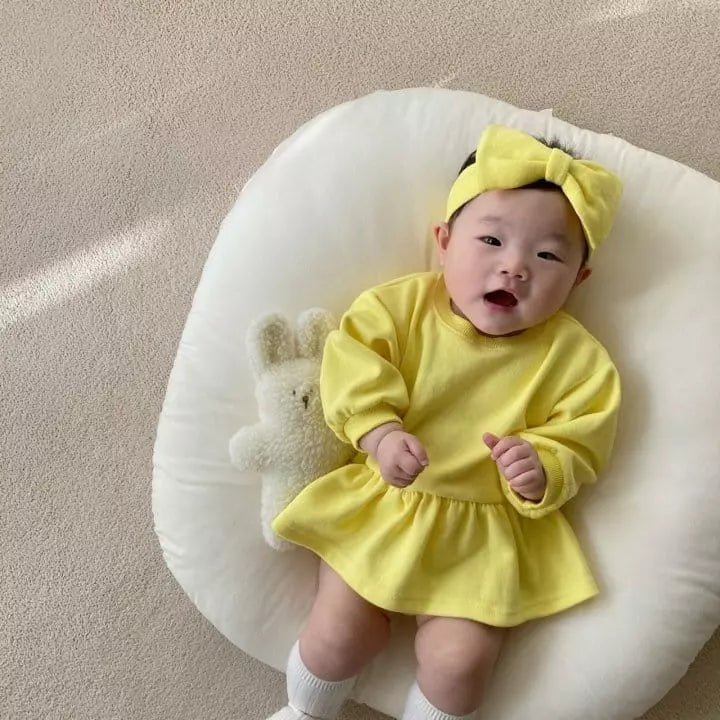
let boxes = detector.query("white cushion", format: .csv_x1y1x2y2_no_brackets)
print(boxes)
152,88,720,720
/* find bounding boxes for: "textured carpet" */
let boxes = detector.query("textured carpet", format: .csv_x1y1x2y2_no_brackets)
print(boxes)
3,1,719,719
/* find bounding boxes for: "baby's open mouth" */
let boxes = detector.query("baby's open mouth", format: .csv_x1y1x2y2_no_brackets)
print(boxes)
484,290,518,308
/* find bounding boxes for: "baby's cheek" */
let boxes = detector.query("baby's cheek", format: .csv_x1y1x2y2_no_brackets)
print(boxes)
543,281,573,314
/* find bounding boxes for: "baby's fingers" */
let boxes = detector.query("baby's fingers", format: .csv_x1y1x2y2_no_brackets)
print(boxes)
388,473,415,488
509,470,545,500
404,436,429,468
489,435,525,461
397,452,424,478
389,459,419,487
503,458,537,481
498,445,532,470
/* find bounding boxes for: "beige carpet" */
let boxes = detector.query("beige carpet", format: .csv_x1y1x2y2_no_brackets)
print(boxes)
4,1,719,718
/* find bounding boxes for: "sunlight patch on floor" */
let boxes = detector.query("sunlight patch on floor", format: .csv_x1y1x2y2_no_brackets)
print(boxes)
580,0,680,23
0,218,170,332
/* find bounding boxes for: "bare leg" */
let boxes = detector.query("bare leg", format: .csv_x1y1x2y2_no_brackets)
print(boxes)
299,561,391,681
414,615,505,715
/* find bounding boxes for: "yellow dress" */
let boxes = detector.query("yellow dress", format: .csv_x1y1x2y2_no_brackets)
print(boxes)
273,272,620,627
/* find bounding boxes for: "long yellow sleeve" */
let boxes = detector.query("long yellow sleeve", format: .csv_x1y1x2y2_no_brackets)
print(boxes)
505,361,621,519
320,288,410,449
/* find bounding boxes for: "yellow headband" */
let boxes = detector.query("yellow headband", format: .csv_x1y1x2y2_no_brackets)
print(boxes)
445,125,623,256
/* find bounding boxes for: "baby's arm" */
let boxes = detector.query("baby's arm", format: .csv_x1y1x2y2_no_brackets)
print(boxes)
322,289,409,447
322,288,428,486
493,359,621,519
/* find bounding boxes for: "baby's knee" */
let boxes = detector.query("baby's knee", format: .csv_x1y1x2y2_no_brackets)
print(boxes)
416,619,504,683
418,638,486,682
320,613,388,655
301,604,390,680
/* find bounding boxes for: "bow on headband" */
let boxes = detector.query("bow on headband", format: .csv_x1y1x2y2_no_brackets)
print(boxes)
445,125,623,256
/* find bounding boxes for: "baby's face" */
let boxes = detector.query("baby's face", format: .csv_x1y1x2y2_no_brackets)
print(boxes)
435,188,589,336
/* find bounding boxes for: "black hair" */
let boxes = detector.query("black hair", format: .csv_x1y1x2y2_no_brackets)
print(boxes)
447,137,589,264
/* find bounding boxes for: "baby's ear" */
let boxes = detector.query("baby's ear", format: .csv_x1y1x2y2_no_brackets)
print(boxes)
246,314,295,377
574,265,593,287
434,221,451,265
296,308,336,360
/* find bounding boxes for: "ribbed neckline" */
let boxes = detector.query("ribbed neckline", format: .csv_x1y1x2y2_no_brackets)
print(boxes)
431,273,546,347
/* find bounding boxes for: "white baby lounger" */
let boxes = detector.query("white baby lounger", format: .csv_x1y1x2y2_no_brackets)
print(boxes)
152,88,720,720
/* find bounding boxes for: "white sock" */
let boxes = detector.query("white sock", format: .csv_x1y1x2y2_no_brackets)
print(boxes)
267,641,356,720
401,681,479,720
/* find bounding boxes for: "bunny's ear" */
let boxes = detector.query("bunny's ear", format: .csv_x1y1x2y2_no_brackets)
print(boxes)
296,308,336,360
246,314,295,377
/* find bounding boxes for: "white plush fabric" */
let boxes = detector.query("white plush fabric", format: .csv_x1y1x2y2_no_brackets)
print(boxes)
227,309,353,551
152,88,720,720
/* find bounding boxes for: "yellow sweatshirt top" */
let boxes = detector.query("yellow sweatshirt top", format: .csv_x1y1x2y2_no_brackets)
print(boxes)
273,272,621,626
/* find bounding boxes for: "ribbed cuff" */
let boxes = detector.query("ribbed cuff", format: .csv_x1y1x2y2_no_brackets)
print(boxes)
286,642,356,719
343,405,402,449
401,681,478,720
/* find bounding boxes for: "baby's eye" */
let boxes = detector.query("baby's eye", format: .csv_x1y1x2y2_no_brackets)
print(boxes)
478,236,501,246
292,390,296,396
538,251,562,262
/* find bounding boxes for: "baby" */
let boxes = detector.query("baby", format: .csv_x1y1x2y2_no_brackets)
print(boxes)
268,124,623,720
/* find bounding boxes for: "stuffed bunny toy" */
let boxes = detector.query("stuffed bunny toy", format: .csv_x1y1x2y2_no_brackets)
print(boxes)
229,308,354,550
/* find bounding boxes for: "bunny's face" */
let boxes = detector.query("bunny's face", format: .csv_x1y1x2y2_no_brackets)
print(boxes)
243,309,349,475
256,359,323,426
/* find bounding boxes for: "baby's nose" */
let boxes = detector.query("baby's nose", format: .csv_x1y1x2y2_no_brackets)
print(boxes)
500,257,528,280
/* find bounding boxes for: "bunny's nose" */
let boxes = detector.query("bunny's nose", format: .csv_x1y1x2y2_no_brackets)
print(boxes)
302,394,309,409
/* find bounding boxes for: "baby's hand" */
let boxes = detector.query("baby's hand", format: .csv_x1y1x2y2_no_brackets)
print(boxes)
376,431,429,488
483,433,546,502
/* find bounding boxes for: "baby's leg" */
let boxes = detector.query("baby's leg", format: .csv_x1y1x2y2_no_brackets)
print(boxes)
299,560,391,679
408,615,505,718
268,561,391,720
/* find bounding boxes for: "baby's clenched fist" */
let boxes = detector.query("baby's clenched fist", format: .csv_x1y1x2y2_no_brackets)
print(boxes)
376,430,429,487
483,432,546,502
